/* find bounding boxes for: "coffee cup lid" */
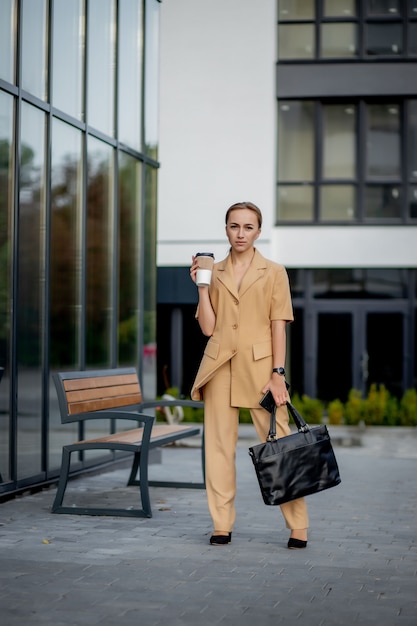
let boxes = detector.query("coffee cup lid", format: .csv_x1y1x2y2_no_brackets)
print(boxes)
195,252,214,258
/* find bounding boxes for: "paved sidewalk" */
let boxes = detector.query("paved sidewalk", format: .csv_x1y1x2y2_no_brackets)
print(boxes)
0,425,416,625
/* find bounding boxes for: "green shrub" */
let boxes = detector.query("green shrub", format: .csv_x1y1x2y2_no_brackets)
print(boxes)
344,389,365,425
399,388,417,426
292,394,324,424
327,399,344,425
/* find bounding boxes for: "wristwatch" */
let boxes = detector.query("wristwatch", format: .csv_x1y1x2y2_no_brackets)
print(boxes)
272,367,286,376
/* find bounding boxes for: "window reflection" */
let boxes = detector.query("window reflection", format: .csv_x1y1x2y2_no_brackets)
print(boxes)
86,137,114,366
50,120,82,367
366,23,402,56
411,24,417,55
366,0,401,16
409,101,417,180
118,152,141,364
313,269,408,298
21,0,48,100
278,24,315,59
324,0,356,17
278,102,314,181
118,0,143,150
365,185,402,218
18,102,46,478
367,105,400,179
320,185,356,220
0,91,14,483
52,0,84,119
278,0,314,20
143,165,157,397
277,185,314,221
87,0,115,136
321,24,357,58
408,186,417,218
144,0,160,159
0,0,16,83
323,105,356,179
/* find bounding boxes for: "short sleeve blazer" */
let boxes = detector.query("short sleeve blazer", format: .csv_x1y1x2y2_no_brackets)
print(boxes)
191,249,293,405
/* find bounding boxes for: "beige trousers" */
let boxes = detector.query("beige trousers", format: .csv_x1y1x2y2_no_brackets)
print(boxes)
203,361,309,532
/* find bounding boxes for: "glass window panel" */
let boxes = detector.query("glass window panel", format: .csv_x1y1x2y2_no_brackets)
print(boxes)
118,152,142,365
0,91,14,483
86,137,114,367
277,185,314,221
278,102,314,182
313,269,407,298
409,186,417,218
323,0,356,17
411,0,417,16
143,164,157,397
144,0,160,159
323,105,356,178
278,25,315,59
87,0,115,136
321,24,357,58
365,185,402,218
320,185,356,220
366,23,403,56
409,101,417,180
410,24,417,55
366,0,401,15
18,102,46,479
278,0,314,20
52,0,84,119
21,0,48,100
0,0,16,83
118,0,143,150
49,119,82,471
367,104,400,179
50,119,82,368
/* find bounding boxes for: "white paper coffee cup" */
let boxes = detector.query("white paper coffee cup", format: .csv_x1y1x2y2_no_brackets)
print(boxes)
195,252,214,287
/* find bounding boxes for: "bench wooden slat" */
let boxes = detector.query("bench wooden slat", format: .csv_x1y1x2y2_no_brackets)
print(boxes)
63,373,139,392
68,394,142,415
76,424,197,446
66,383,141,404
77,427,145,445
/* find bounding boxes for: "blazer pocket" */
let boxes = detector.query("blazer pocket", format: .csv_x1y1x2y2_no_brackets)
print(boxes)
204,338,220,360
253,340,272,361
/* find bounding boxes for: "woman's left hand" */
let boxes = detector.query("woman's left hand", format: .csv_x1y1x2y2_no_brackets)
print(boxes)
262,377,289,407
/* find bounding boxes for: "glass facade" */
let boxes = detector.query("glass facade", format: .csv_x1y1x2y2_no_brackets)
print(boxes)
0,0,160,497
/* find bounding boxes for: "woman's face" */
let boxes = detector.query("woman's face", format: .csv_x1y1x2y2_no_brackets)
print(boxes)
225,208,261,253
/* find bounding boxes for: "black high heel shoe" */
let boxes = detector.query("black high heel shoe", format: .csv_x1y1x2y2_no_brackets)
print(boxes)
287,538,307,549
210,532,232,546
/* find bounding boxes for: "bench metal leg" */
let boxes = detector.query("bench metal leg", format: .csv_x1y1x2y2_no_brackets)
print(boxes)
127,429,206,490
52,447,152,518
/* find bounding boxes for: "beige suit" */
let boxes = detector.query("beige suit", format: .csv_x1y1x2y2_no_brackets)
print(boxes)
191,249,308,532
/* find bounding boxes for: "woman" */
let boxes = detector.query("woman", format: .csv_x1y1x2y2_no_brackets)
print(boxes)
190,201,308,548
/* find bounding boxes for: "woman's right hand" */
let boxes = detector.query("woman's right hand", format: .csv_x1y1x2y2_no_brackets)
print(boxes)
190,255,198,284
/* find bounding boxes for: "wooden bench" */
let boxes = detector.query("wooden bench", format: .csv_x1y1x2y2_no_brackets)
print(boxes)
52,368,204,518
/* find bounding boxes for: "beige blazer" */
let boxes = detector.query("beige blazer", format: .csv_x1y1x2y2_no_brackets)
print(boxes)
190,249,293,407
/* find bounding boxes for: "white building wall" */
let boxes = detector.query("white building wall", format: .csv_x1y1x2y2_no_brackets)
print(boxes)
158,0,276,266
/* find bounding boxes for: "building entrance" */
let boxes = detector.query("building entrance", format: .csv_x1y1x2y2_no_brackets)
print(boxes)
307,303,407,402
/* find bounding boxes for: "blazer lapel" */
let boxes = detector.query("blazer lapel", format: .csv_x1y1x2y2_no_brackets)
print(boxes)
216,254,239,299
216,249,267,299
238,249,267,297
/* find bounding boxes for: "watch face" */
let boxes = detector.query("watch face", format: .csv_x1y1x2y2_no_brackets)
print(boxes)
274,367,286,376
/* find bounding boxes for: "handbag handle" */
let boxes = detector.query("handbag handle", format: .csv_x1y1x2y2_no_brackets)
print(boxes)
267,402,309,442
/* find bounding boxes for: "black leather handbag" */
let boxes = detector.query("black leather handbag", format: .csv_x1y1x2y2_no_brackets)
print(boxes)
249,401,341,506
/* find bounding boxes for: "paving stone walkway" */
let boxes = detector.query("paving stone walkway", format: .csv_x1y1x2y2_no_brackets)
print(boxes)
0,425,416,625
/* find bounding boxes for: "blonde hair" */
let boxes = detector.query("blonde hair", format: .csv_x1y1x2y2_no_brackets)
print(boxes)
225,201,262,228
